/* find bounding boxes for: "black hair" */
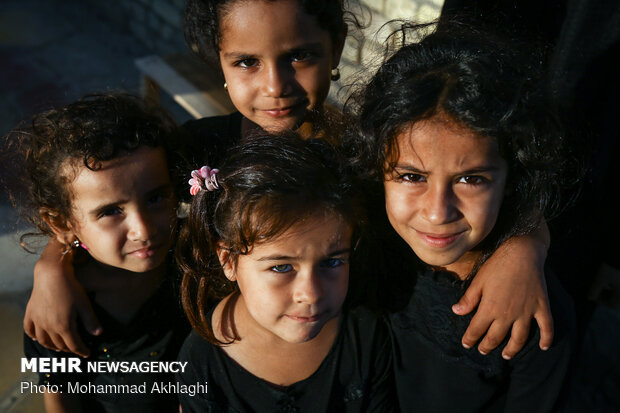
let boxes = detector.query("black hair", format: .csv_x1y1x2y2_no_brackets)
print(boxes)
4,93,179,250
176,131,365,344
350,22,577,277
184,0,349,61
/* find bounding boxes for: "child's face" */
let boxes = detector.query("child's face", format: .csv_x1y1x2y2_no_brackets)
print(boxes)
225,213,351,344
64,146,176,273
218,0,344,133
383,117,508,277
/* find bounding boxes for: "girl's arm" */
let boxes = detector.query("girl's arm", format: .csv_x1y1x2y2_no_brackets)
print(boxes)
24,238,101,358
455,222,553,359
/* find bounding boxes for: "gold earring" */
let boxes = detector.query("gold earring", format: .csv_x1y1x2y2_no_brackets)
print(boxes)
224,82,228,90
330,68,340,81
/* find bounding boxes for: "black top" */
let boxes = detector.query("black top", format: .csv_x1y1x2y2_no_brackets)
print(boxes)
24,276,190,413
389,267,574,413
182,111,243,167
176,307,395,413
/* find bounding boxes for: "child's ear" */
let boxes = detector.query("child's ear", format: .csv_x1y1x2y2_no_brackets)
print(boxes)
39,208,75,247
216,244,236,282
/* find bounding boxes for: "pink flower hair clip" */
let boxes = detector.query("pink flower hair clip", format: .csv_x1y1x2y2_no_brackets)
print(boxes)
189,165,220,196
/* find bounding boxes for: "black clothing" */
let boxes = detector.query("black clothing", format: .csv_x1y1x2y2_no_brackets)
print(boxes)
389,267,574,413
182,111,243,167
176,307,394,413
24,277,190,413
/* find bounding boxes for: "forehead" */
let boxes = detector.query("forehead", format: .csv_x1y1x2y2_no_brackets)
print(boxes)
248,212,352,256
392,118,503,168
65,146,170,206
219,0,331,50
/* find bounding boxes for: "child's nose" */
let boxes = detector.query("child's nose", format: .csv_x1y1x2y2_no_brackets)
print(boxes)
422,184,460,225
127,211,156,242
293,269,324,305
262,62,293,98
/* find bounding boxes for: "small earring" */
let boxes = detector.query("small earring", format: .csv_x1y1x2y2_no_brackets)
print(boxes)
73,239,88,251
223,82,228,90
330,68,340,81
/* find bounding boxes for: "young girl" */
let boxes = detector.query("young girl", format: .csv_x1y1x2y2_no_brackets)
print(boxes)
28,0,552,361
355,23,575,412
175,133,394,412
8,94,189,413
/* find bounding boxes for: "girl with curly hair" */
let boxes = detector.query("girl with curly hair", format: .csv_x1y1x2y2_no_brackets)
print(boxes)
353,23,576,412
7,94,189,412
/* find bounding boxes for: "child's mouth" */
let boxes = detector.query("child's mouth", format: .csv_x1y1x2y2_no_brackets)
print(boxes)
416,230,465,248
128,246,158,258
285,313,323,323
260,100,305,117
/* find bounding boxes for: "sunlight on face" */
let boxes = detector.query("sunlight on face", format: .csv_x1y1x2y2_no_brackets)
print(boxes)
66,146,176,273
218,0,343,133
384,116,508,278
229,212,351,344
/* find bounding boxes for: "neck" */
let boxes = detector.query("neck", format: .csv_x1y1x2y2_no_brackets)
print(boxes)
435,251,481,280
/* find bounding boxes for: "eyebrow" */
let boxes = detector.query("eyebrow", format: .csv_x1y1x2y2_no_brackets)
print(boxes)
393,164,501,174
221,42,325,60
255,248,351,262
88,183,173,217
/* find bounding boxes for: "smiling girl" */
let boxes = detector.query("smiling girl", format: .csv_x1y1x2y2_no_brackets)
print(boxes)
8,94,189,413
175,133,393,412
28,0,554,364
183,0,347,143
355,23,575,412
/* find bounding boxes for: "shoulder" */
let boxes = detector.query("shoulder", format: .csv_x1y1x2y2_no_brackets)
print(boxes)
178,330,216,360
340,307,392,366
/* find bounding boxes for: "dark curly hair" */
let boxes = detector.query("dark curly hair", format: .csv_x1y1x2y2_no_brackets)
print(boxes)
176,132,365,344
4,93,179,250
184,0,349,61
350,22,576,276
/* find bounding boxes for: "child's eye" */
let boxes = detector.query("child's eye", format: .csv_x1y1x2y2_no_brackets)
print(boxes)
320,258,346,268
98,207,122,218
290,51,313,62
457,175,487,185
235,58,258,68
147,193,164,206
399,173,426,183
270,264,293,273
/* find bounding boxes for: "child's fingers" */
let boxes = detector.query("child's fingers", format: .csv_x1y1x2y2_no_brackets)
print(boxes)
535,308,554,350
452,282,482,316
477,321,510,355
48,332,71,353
34,327,59,352
460,312,492,349
23,315,36,341
501,319,531,359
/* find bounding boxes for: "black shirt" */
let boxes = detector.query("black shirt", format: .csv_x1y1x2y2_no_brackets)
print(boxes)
24,276,190,413
182,111,243,168
176,307,395,413
389,267,574,413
